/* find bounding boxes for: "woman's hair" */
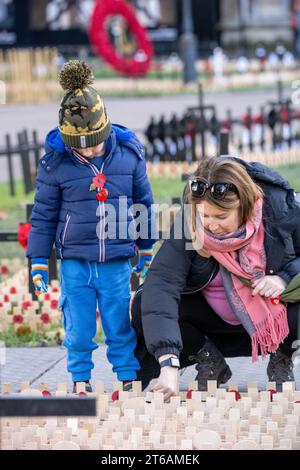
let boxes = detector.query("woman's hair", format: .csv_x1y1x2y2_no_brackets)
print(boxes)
187,156,264,226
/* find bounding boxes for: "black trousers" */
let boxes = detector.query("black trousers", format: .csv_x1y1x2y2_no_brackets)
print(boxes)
131,288,300,386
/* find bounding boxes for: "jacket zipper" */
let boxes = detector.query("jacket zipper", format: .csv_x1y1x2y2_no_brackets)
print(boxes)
135,263,218,297
181,263,218,295
86,160,106,263
99,161,105,262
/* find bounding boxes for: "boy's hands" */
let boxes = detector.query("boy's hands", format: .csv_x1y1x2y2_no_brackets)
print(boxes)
133,248,153,279
31,258,48,297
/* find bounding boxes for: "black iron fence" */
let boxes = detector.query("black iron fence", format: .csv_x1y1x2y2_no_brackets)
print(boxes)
0,129,43,196
144,82,300,161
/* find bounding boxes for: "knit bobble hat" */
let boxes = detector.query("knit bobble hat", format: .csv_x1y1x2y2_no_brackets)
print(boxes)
58,60,111,149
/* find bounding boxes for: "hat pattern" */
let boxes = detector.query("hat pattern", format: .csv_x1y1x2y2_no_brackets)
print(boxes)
58,61,111,148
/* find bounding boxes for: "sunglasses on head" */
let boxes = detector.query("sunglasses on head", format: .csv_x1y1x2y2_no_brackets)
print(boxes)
189,179,238,200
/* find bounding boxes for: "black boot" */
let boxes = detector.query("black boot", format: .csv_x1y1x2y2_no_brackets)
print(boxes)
72,380,93,394
189,338,232,391
267,350,294,391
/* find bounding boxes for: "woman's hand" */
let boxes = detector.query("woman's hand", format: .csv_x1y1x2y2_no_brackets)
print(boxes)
251,275,287,299
152,366,179,402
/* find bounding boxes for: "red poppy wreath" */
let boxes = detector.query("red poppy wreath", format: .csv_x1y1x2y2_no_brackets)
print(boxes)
89,0,153,77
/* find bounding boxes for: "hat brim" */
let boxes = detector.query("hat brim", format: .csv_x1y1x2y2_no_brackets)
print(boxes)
60,120,111,148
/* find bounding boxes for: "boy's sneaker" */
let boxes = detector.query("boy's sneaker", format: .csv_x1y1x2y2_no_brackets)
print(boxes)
189,337,232,391
122,380,133,392
72,381,93,394
111,380,133,401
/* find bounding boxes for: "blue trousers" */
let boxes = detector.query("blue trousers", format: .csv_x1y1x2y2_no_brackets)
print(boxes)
59,259,140,382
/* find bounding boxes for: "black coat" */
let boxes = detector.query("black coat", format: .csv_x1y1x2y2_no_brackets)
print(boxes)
141,157,300,361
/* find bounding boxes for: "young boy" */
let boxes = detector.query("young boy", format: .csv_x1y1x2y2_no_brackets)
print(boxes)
27,60,157,393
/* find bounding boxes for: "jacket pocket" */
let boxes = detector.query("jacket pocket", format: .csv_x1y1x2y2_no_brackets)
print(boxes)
61,214,71,246
58,294,73,332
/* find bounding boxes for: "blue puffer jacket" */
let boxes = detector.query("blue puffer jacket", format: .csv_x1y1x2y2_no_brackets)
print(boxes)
26,125,158,262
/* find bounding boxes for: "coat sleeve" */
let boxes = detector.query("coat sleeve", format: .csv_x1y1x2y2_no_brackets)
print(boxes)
132,153,158,249
141,209,194,361
277,203,300,284
26,157,61,259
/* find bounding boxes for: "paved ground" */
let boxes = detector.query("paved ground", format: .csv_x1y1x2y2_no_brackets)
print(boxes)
0,86,292,182
1,345,299,393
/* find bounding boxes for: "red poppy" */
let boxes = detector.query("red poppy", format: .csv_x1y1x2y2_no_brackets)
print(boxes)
17,223,31,250
96,188,108,202
1,265,9,275
111,390,119,401
44,293,51,301
40,313,51,324
271,295,281,305
13,314,24,324
0,302,4,308
268,389,277,401
9,287,17,294
52,287,59,293
89,0,153,77
42,390,52,396
93,173,106,188
22,301,32,310
50,300,58,310
4,295,9,302
229,390,241,401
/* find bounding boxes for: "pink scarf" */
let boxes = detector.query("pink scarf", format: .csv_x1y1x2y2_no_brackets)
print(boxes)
196,198,289,361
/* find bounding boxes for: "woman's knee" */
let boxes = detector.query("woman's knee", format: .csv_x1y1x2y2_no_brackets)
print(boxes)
287,302,300,335
131,289,143,332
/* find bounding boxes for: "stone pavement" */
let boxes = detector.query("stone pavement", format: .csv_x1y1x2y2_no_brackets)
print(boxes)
1,345,299,393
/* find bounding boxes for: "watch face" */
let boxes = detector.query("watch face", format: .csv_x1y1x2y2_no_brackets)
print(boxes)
171,358,180,368
160,357,180,368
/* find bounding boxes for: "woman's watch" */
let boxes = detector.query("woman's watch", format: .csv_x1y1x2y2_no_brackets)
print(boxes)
159,357,180,369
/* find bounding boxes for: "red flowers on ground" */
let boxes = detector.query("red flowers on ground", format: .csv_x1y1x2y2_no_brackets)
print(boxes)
22,301,32,310
40,313,51,324
13,314,24,324
229,390,241,401
1,265,9,275
50,300,58,310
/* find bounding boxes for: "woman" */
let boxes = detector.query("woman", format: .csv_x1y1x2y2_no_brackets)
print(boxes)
132,156,300,401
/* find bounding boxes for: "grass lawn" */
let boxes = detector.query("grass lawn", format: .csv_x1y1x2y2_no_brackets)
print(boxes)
0,324,104,348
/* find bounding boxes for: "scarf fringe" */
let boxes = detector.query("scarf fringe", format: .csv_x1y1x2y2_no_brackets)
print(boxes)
251,305,289,361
